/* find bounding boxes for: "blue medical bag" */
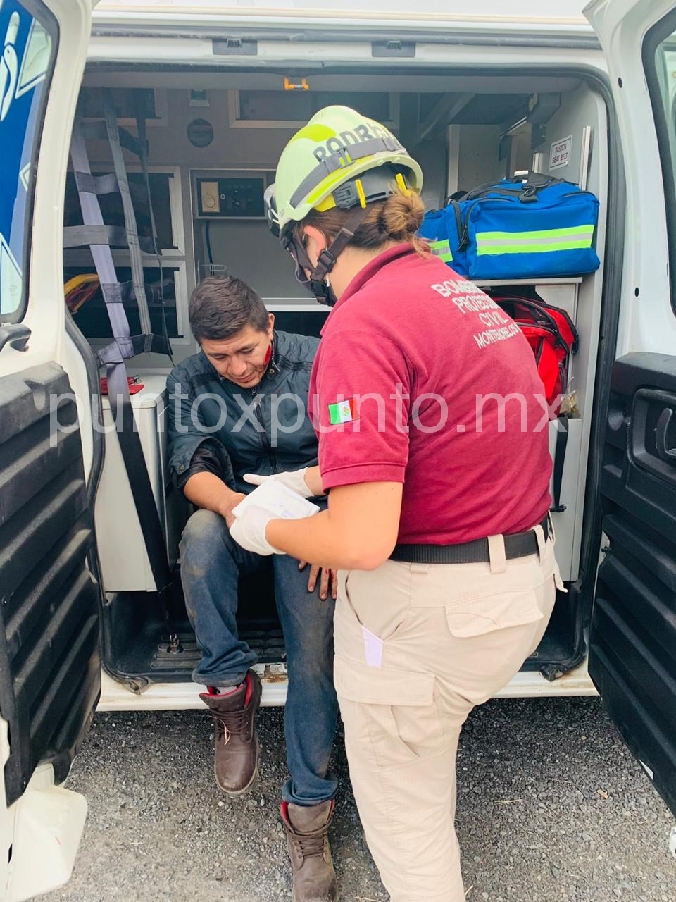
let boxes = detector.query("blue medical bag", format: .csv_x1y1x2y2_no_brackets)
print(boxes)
419,174,601,280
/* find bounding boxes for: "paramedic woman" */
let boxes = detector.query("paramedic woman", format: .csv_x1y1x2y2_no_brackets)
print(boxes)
229,106,561,902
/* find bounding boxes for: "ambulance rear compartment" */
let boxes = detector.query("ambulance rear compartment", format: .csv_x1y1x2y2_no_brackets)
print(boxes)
64,63,609,691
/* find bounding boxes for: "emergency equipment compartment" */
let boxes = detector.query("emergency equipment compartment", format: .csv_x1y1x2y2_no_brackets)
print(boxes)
60,62,607,692
64,12,608,703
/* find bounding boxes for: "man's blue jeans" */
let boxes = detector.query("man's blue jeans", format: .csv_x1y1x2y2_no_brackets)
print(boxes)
179,509,338,807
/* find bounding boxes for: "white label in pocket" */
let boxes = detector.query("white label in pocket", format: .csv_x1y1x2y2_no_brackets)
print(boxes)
362,626,383,668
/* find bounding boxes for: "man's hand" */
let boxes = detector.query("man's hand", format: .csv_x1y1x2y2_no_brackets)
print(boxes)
299,561,338,600
221,492,245,528
183,472,245,527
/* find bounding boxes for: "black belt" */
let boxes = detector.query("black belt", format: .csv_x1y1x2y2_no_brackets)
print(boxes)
390,516,551,565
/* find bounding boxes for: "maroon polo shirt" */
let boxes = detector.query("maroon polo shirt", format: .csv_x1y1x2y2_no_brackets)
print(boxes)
308,245,552,545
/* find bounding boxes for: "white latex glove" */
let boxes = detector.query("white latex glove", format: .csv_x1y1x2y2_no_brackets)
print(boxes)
243,468,313,499
229,504,284,556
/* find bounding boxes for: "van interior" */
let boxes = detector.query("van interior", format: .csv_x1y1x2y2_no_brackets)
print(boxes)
64,65,609,690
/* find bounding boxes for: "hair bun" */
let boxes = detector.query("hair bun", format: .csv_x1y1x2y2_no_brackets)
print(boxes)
381,192,425,241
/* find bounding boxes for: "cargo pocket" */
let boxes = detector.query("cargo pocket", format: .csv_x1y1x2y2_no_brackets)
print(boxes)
446,588,544,638
334,655,443,766
341,569,412,644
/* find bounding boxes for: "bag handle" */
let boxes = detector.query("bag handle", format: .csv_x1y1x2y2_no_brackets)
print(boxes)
493,296,573,356
449,172,566,206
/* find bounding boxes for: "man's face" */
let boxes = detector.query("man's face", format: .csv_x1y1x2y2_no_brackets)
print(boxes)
201,315,274,389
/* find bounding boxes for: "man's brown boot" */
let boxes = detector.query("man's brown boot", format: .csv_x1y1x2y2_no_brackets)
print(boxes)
282,800,338,902
200,670,262,794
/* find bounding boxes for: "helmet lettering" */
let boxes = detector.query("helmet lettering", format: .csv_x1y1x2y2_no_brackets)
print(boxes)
355,124,373,141
326,136,347,156
311,123,401,167
340,130,360,146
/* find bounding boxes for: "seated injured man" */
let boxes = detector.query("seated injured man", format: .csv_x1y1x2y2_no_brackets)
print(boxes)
167,275,338,902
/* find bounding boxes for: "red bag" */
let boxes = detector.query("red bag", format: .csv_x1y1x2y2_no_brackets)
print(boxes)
493,297,578,416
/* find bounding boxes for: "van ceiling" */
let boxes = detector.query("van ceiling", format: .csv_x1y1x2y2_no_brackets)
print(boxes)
82,69,582,97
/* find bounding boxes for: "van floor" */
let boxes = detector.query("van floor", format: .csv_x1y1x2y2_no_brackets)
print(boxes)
103,567,288,681
103,584,578,683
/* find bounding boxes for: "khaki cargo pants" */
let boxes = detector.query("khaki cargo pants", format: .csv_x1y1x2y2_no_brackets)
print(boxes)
335,527,560,902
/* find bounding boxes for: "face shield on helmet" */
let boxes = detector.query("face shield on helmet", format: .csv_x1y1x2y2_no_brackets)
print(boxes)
266,105,423,306
265,184,328,298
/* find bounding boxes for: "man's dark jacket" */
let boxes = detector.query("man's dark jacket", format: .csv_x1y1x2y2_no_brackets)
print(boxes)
167,331,320,494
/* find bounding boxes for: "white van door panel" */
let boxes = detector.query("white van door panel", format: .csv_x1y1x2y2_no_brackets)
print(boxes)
0,1,97,899
586,0,676,820
585,0,676,358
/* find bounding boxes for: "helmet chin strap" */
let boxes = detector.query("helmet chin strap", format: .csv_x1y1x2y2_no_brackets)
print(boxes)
292,207,370,306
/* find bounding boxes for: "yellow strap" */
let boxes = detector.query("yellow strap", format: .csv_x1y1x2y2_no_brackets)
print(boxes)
395,172,410,195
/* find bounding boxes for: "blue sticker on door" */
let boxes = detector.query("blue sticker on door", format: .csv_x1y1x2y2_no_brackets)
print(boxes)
0,0,54,318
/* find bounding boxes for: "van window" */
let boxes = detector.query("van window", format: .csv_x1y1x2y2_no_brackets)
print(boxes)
0,0,56,323
645,12,676,317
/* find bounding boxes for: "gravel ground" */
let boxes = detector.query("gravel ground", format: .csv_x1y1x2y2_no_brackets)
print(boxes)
42,697,674,902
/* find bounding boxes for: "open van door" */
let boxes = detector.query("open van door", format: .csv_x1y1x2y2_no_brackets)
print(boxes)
585,0,676,821
0,0,98,899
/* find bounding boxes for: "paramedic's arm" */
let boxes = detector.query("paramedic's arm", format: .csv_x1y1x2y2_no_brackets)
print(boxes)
183,472,244,520
304,466,324,496
266,481,402,571
267,328,407,567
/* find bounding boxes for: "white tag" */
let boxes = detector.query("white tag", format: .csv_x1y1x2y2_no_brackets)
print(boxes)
362,626,383,668
233,480,319,520
549,134,572,170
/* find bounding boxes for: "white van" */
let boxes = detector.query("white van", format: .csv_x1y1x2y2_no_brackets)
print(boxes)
0,0,675,896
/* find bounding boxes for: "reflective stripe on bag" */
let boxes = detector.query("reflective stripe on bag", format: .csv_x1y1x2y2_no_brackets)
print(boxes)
475,225,596,256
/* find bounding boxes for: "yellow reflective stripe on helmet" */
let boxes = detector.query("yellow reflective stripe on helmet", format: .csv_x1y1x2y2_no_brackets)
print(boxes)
314,194,336,212
288,123,336,145
305,162,367,206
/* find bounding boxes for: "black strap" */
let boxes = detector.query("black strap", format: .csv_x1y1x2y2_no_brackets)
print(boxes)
312,206,368,281
550,417,569,513
390,516,551,564
114,399,179,631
